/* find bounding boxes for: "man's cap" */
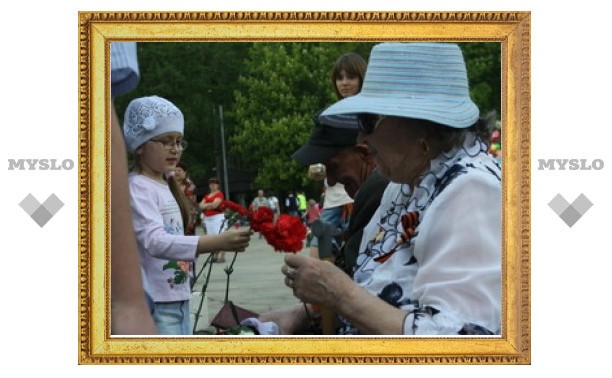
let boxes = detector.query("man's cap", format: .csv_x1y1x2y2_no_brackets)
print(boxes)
291,114,359,166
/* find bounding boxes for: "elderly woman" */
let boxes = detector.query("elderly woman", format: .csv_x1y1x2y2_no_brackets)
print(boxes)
260,43,501,335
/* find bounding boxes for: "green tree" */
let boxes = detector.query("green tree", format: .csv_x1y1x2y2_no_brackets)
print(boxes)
227,42,374,195
114,42,252,185
459,42,502,117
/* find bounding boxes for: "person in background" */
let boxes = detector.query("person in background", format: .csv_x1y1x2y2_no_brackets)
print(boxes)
304,198,322,228
284,191,299,216
301,52,367,259
251,189,271,238
266,189,281,222
110,41,157,335
124,95,252,335
199,177,228,263
251,189,269,210
296,191,308,220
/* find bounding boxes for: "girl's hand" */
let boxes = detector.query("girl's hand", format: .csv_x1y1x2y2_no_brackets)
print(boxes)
220,228,253,252
197,229,252,254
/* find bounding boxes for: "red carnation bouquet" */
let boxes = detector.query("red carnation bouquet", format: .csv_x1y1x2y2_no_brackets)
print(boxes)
205,201,307,334
222,201,307,253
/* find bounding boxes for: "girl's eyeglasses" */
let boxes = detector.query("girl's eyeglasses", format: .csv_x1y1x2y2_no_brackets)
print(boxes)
149,139,188,151
357,113,385,135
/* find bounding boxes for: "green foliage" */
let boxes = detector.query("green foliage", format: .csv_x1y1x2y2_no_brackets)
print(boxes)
227,42,374,193
459,42,501,116
114,42,252,186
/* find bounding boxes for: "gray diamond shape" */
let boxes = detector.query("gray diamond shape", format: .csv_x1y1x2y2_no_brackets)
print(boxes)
571,193,593,215
19,194,41,216
42,194,64,215
19,193,65,227
548,194,569,216
30,206,53,227
559,206,582,227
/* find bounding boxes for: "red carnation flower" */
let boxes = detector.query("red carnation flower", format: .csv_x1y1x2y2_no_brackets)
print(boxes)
261,214,307,253
221,200,249,216
249,206,274,232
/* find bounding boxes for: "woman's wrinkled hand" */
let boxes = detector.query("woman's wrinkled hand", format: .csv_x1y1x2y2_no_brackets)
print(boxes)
281,254,354,311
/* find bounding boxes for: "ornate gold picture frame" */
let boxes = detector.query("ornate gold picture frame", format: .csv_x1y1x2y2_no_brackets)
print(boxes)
78,11,530,364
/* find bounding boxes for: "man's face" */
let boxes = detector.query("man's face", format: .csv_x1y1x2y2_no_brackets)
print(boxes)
324,146,370,198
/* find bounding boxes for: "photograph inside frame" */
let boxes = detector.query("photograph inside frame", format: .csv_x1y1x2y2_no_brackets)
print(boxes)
79,11,530,364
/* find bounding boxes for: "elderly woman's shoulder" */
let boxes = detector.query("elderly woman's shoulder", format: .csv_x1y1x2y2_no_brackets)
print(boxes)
433,164,501,207
449,159,500,184
460,165,501,186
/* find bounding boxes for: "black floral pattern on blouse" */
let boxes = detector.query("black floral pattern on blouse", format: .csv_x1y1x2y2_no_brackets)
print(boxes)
427,163,467,207
405,256,417,265
458,323,495,335
378,282,413,307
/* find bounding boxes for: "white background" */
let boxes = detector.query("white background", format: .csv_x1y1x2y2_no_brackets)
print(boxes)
1,0,610,375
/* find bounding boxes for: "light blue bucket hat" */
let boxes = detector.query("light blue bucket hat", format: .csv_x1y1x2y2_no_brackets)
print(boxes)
321,43,479,128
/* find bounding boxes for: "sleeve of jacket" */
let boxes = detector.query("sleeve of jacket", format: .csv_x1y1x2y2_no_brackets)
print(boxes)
403,171,502,335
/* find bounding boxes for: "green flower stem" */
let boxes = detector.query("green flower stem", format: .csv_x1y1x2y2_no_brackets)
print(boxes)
223,251,239,304
192,253,212,290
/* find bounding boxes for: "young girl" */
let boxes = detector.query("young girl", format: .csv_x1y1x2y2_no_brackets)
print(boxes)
123,95,252,335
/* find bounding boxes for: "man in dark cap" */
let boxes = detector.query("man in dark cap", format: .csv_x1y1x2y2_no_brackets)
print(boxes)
291,114,389,276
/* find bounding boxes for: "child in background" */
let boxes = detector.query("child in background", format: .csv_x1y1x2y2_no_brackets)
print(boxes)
123,95,252,335
304,198,322,227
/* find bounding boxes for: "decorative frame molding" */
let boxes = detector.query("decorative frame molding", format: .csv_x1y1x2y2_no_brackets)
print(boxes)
78,11,530,364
